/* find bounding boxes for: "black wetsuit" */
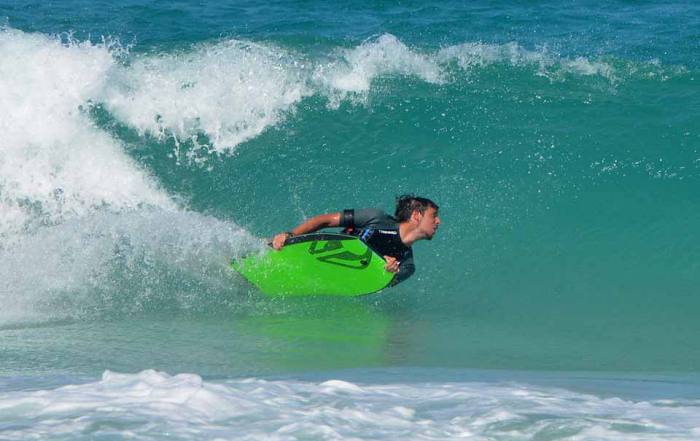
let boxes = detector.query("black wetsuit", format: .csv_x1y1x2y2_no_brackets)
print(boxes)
339,208,415,285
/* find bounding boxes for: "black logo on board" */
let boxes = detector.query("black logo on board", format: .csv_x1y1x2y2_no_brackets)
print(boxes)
308,240,371,269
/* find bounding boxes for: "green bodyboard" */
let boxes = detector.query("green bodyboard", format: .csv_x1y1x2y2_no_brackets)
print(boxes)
231,233,394,297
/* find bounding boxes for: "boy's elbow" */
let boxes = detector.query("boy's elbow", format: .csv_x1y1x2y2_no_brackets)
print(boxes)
391,263,415,286
315,212,341,229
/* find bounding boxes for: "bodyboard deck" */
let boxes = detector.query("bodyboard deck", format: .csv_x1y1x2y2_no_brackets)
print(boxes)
231,233,393,296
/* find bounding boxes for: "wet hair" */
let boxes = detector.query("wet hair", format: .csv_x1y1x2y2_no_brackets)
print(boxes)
394,194,439,222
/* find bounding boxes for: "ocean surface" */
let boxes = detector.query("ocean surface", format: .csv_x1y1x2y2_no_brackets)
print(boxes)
1,1,699,439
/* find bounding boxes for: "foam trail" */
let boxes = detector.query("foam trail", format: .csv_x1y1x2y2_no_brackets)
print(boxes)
0,370,698,440
0,209,261,325
0,29,173,238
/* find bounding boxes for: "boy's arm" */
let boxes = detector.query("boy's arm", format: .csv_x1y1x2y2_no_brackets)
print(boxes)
271,212,341,249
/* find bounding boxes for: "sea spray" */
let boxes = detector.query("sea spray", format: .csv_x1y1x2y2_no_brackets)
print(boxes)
0,209,260,325
0,28,171,238
103,40,311,157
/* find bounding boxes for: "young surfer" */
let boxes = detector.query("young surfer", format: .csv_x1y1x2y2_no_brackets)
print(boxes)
271,195,440,285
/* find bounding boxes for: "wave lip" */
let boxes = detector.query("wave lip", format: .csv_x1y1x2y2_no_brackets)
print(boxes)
3,27,684,173
103,39,311,156
103,33,448,152
437,41,618,82
0,369,699,440
314,33,444,106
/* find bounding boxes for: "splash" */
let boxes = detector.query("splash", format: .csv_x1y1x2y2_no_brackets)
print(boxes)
96,33,659,154
0,28,172,238
103,40,311,157
0,209,261,325
0,29,261,325
437,41,618,82
314,33,445,107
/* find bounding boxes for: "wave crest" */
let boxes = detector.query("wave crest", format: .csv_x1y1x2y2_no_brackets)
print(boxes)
103,40,310,156
0,28,172,238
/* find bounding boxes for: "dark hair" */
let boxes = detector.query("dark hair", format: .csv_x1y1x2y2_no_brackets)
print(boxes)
394,194,439,222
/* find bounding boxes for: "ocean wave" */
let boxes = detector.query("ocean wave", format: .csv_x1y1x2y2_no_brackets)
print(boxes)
1,27,688,165
0,369,698,440
1,28,695,332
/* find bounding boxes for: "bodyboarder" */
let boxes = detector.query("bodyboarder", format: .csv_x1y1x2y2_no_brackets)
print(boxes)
271,194,440,286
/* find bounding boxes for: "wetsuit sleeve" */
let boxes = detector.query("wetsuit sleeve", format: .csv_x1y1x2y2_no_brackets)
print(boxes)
348,208,387,228
391,249,415,286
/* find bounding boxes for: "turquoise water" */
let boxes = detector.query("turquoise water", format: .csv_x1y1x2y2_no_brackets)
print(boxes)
1,1,699,439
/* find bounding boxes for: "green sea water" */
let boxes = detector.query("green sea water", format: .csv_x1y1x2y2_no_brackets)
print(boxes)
0,2,699,439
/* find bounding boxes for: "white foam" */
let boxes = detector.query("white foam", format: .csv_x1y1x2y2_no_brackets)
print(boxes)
0,27,640,184
437,41,618,82
319,379,365,393
103,40,310,155
0,209,261,325
0,370,698,440
0,28,173,238
314,34,444,106
560,56,616,79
